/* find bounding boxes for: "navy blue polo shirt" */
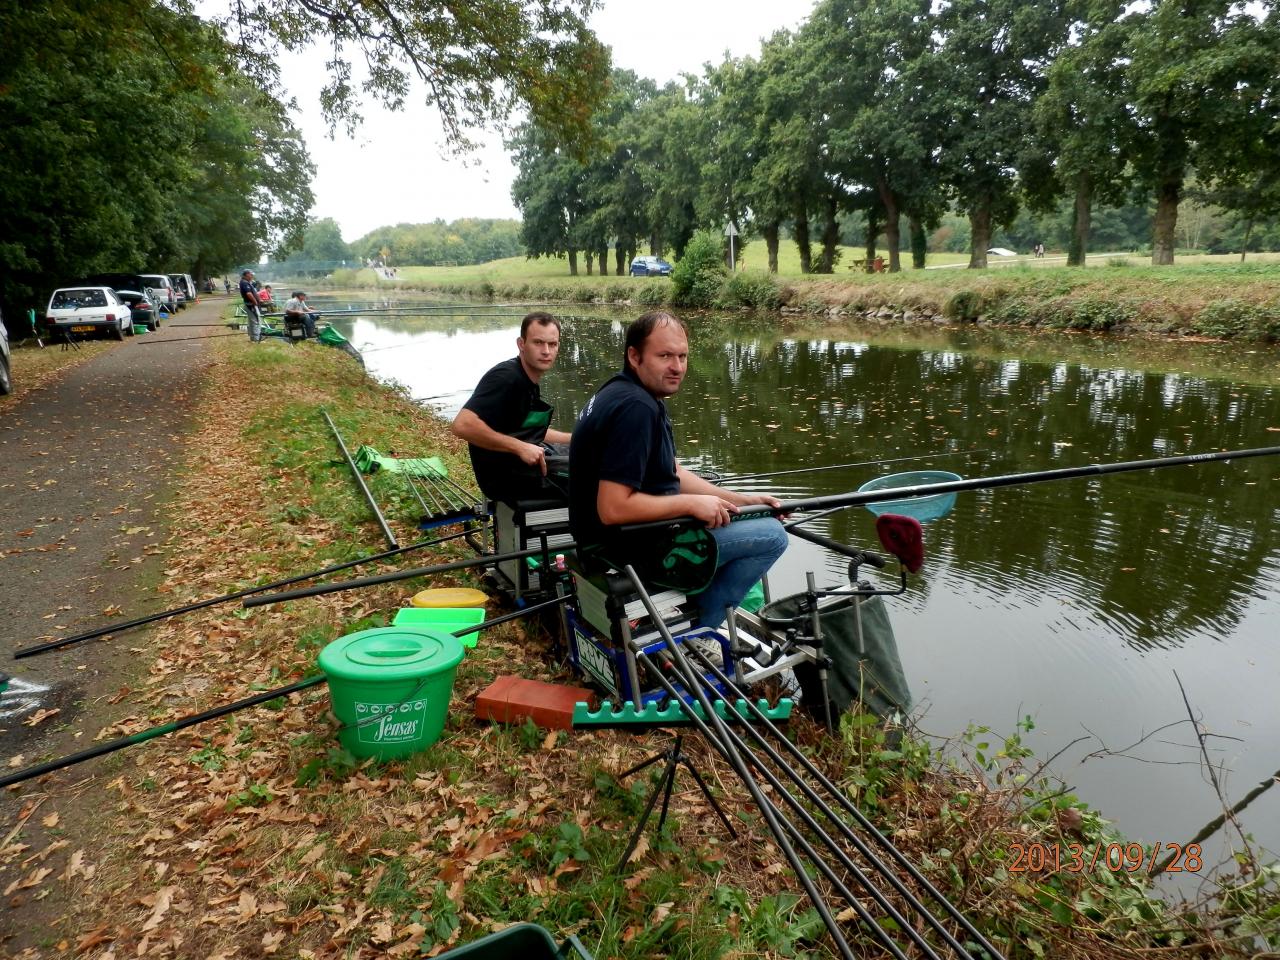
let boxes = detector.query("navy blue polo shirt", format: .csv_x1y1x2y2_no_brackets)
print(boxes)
569,366,679,549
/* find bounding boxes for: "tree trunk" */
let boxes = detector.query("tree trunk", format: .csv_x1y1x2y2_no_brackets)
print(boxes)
568,249,578,276
1151,176,1180,265
764,221,780,274
598,245,608,273
864,210,879,273
1068,174,1092,267
876,176,901,272
794,205,812,274
967,202,991,269
1241,219,1253,261
816,197,839,273
615,245,625,276
585,251,594,275
908,215,926,269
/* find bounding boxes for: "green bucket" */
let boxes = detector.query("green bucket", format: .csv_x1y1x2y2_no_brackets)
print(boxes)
318,626,464,760
392,606,486,648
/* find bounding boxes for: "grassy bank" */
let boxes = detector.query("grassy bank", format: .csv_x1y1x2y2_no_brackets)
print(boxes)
11,340,1277,958
320,254,1280,343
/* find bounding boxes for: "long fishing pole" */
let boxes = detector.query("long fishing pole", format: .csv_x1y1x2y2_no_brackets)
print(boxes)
243,539,574,608
717,448,987,485
139,333,244,344
323,409,398,549
745,444,1280,519
0,597,567,791
611,444,1280,536
13,529,473,660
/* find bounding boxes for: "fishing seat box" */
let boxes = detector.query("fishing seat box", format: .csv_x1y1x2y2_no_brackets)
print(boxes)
491,496,572,603
565,567,733,706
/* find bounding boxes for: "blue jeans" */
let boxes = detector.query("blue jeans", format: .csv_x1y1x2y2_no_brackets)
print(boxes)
695,516,788,628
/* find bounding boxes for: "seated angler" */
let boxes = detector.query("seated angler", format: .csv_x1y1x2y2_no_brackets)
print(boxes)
569,311,789,628
451,311,572,504
283,290,319,338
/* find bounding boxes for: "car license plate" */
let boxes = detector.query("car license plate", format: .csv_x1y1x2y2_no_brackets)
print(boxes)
71,325,96,333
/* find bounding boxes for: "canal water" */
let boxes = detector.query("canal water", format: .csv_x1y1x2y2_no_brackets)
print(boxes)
330,297,1280,877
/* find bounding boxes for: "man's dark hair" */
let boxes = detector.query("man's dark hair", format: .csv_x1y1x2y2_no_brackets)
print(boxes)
624,311,686,364
241,269,252,278
520,311,560,339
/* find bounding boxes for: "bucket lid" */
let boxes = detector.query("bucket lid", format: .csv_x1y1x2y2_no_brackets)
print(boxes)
318,626,464,682
411,587,488,608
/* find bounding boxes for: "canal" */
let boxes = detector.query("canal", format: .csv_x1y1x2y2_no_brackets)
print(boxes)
328,296,1280,876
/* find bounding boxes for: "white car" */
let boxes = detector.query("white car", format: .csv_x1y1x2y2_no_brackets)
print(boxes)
45,286,133,340
139,274,178,314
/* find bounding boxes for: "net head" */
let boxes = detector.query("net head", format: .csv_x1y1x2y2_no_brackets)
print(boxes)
875,514,925,573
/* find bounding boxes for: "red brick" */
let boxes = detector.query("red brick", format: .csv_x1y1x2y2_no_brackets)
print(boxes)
474,676,595,731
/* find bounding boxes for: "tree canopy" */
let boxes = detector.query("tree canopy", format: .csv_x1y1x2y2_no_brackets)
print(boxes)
508,0,1280,273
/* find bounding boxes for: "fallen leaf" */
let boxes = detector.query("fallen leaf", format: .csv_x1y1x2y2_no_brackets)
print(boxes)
262,930,285,954
141,885,177,931
651,902,674,923
41,813,60,829
23,708,60,728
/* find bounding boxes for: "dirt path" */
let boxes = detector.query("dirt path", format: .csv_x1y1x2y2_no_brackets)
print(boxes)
0,298,229,946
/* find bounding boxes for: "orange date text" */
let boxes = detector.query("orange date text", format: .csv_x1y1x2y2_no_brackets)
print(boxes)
1007,841,1202,874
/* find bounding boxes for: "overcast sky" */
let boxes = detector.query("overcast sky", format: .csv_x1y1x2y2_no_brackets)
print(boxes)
276,1,815,242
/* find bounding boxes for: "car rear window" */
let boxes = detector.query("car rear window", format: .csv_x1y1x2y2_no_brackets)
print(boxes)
51,289,107,308
141,276,170,288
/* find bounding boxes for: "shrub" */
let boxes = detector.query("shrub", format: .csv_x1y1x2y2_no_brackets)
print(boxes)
1191,298,1280,341
942,290,983,322
671,230,729,308
635,281,669,306
716,270,782,310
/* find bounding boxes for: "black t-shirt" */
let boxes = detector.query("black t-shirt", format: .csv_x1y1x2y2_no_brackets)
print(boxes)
568,367,679,549
238,278,257,308
461,357,553,500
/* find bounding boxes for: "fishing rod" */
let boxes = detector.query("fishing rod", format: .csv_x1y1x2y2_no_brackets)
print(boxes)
323,409,398,549
13,529,473,660
243,539,574,608
742,444,1280,519
0,596,567,791
139,333,243,344
715,448,988,485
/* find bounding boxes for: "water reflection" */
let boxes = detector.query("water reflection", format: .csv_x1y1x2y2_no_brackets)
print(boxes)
332,301,1280,863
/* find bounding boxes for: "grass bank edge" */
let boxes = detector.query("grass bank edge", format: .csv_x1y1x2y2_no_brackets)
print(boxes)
318,260,1280,345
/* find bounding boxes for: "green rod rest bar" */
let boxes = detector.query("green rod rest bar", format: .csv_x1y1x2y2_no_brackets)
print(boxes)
572,698,792,728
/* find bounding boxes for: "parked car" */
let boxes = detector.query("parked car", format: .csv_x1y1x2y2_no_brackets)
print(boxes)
138,274,178,313
45,287,133,340
168,273,196,307
113,287,162,330
0,307,12,396
629,255,673,277
82,273,167,312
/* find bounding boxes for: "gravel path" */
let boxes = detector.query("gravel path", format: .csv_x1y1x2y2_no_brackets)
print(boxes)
0,299,229,761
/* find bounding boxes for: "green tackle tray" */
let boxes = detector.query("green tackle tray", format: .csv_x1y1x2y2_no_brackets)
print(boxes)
438,923,593,960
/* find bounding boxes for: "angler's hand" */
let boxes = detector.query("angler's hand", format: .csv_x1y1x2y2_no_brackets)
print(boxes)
515,441,548,474
689,495,738,528
735,493,791,519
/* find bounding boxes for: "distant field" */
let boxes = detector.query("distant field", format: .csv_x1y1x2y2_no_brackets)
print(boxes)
342,247,1280,288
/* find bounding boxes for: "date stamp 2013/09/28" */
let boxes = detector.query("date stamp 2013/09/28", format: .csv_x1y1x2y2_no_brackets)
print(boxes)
1008,842,1203,874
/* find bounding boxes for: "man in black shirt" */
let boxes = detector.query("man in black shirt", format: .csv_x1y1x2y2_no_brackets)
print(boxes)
569,312,788,628
452,312,572,502
238,269,261,342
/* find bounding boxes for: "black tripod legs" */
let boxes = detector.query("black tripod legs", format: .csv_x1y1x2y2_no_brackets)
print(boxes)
616,734,738,871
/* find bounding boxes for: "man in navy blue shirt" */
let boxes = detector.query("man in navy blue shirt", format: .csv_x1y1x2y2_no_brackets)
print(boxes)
238,269,261,342
569,312,788,628
452,312,571,502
